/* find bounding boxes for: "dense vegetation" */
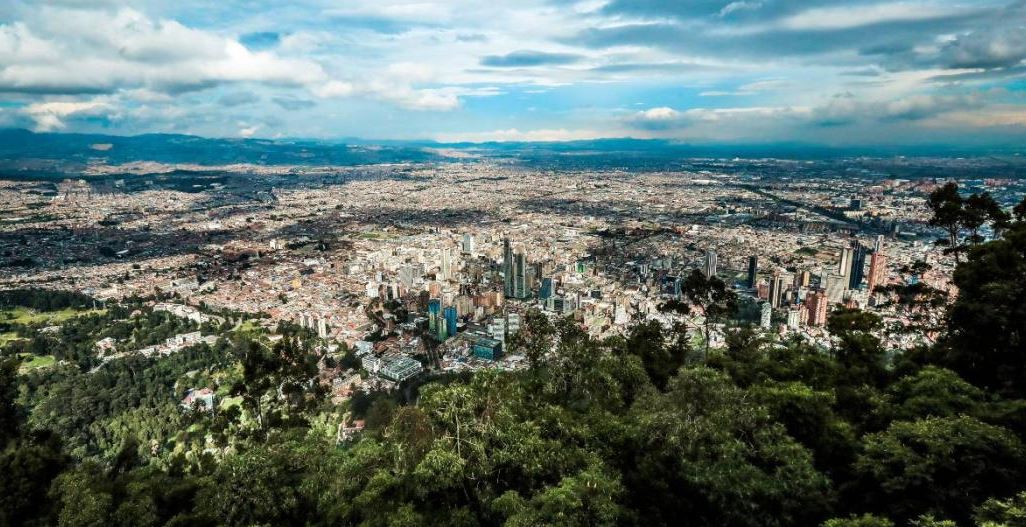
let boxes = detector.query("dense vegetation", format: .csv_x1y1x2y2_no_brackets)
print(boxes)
3,192,1026,526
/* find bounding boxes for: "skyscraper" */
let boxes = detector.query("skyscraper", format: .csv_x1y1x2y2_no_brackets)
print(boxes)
849,242,867,289
443,306,458,339
502,238,514,298
838,247,853,288
747,255,758,288
440,247,452,281
704,250,718,279
868,252,887,293
805,290,829,326
824,273,846,304
462,233,475,255
769,271,786,308
428,298,441,333
513,251,529,299
539,277,554,300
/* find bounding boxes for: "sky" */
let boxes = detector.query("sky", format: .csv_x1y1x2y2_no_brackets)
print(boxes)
0,0,1025,144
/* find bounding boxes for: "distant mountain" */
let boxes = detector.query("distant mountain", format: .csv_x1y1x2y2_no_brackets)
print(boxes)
0,129,444,168
1,129,1023,178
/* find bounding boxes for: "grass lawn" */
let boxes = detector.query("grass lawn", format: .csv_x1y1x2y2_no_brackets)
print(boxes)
0,332,23,345
17,353,56,373
2,307,106,325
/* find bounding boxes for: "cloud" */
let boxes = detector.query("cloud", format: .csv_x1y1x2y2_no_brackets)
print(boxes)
480,50,584,67
627,105,807,130
0,8,327,95
938,27,1026,69
719,2,763,17
23,99,112,131
219,91,260,107
434,128,608,142
272,97,316,110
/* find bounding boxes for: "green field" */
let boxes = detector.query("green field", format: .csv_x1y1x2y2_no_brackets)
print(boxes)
16,353,56,373
1,307,105,325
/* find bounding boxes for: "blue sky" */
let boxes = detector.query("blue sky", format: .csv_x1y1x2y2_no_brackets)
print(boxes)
0,0,1025,144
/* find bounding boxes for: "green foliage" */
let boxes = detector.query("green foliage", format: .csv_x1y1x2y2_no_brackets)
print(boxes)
822,514,895,527
976,491,1026,527
941,221,1026,398
854,416,1026,524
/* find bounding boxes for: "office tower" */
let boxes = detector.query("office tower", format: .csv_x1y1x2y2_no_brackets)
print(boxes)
824,273,846,304
874,235,885,253
747,255,758,288
462,233,475,255
428,299,441,333
797,270,811,288
868,252,887,292
513,251,529,299
540,277,554,300
760,302,772,329
502,238,514,298
443,306,457,340
704,250,718,279
769,271,786,308
805,290,829,326
838,247,853,288
849,242,867,289
440,247,452,281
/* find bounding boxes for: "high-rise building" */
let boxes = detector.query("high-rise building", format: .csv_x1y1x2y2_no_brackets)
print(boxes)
540,277,554,300
502,238,514,298
874,235,885,253
440,247,452,281
849,242,867,289
747,255,758,288
760,302,772,329
805,290,829,326
786,308,800,329
868,252,887,293
838,247,853,288
428,299,441,333
824,273,846,304
443,306,458,339
769,271,787,308
513,251,529,299
462,233,475,255
704,250,718,279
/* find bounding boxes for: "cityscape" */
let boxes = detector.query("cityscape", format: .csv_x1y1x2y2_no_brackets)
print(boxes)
3,1,1026,526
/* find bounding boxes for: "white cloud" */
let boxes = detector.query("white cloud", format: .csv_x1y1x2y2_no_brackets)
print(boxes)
434,128,608,142
777,2,965,31
23,99,111,131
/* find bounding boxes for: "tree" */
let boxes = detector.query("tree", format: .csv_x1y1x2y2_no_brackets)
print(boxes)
507,308,555,371
854,416,1026,523
928,182,965,260
975,491,1026,527
828,309,888,388
618,319,688,390
680,270,738,361
940,222,1026,397
822,514,894,527
627,368,834,526
884,366,984,421
928,183,1011,260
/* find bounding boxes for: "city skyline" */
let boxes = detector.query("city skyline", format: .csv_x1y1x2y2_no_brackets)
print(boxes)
1,0,1025,145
